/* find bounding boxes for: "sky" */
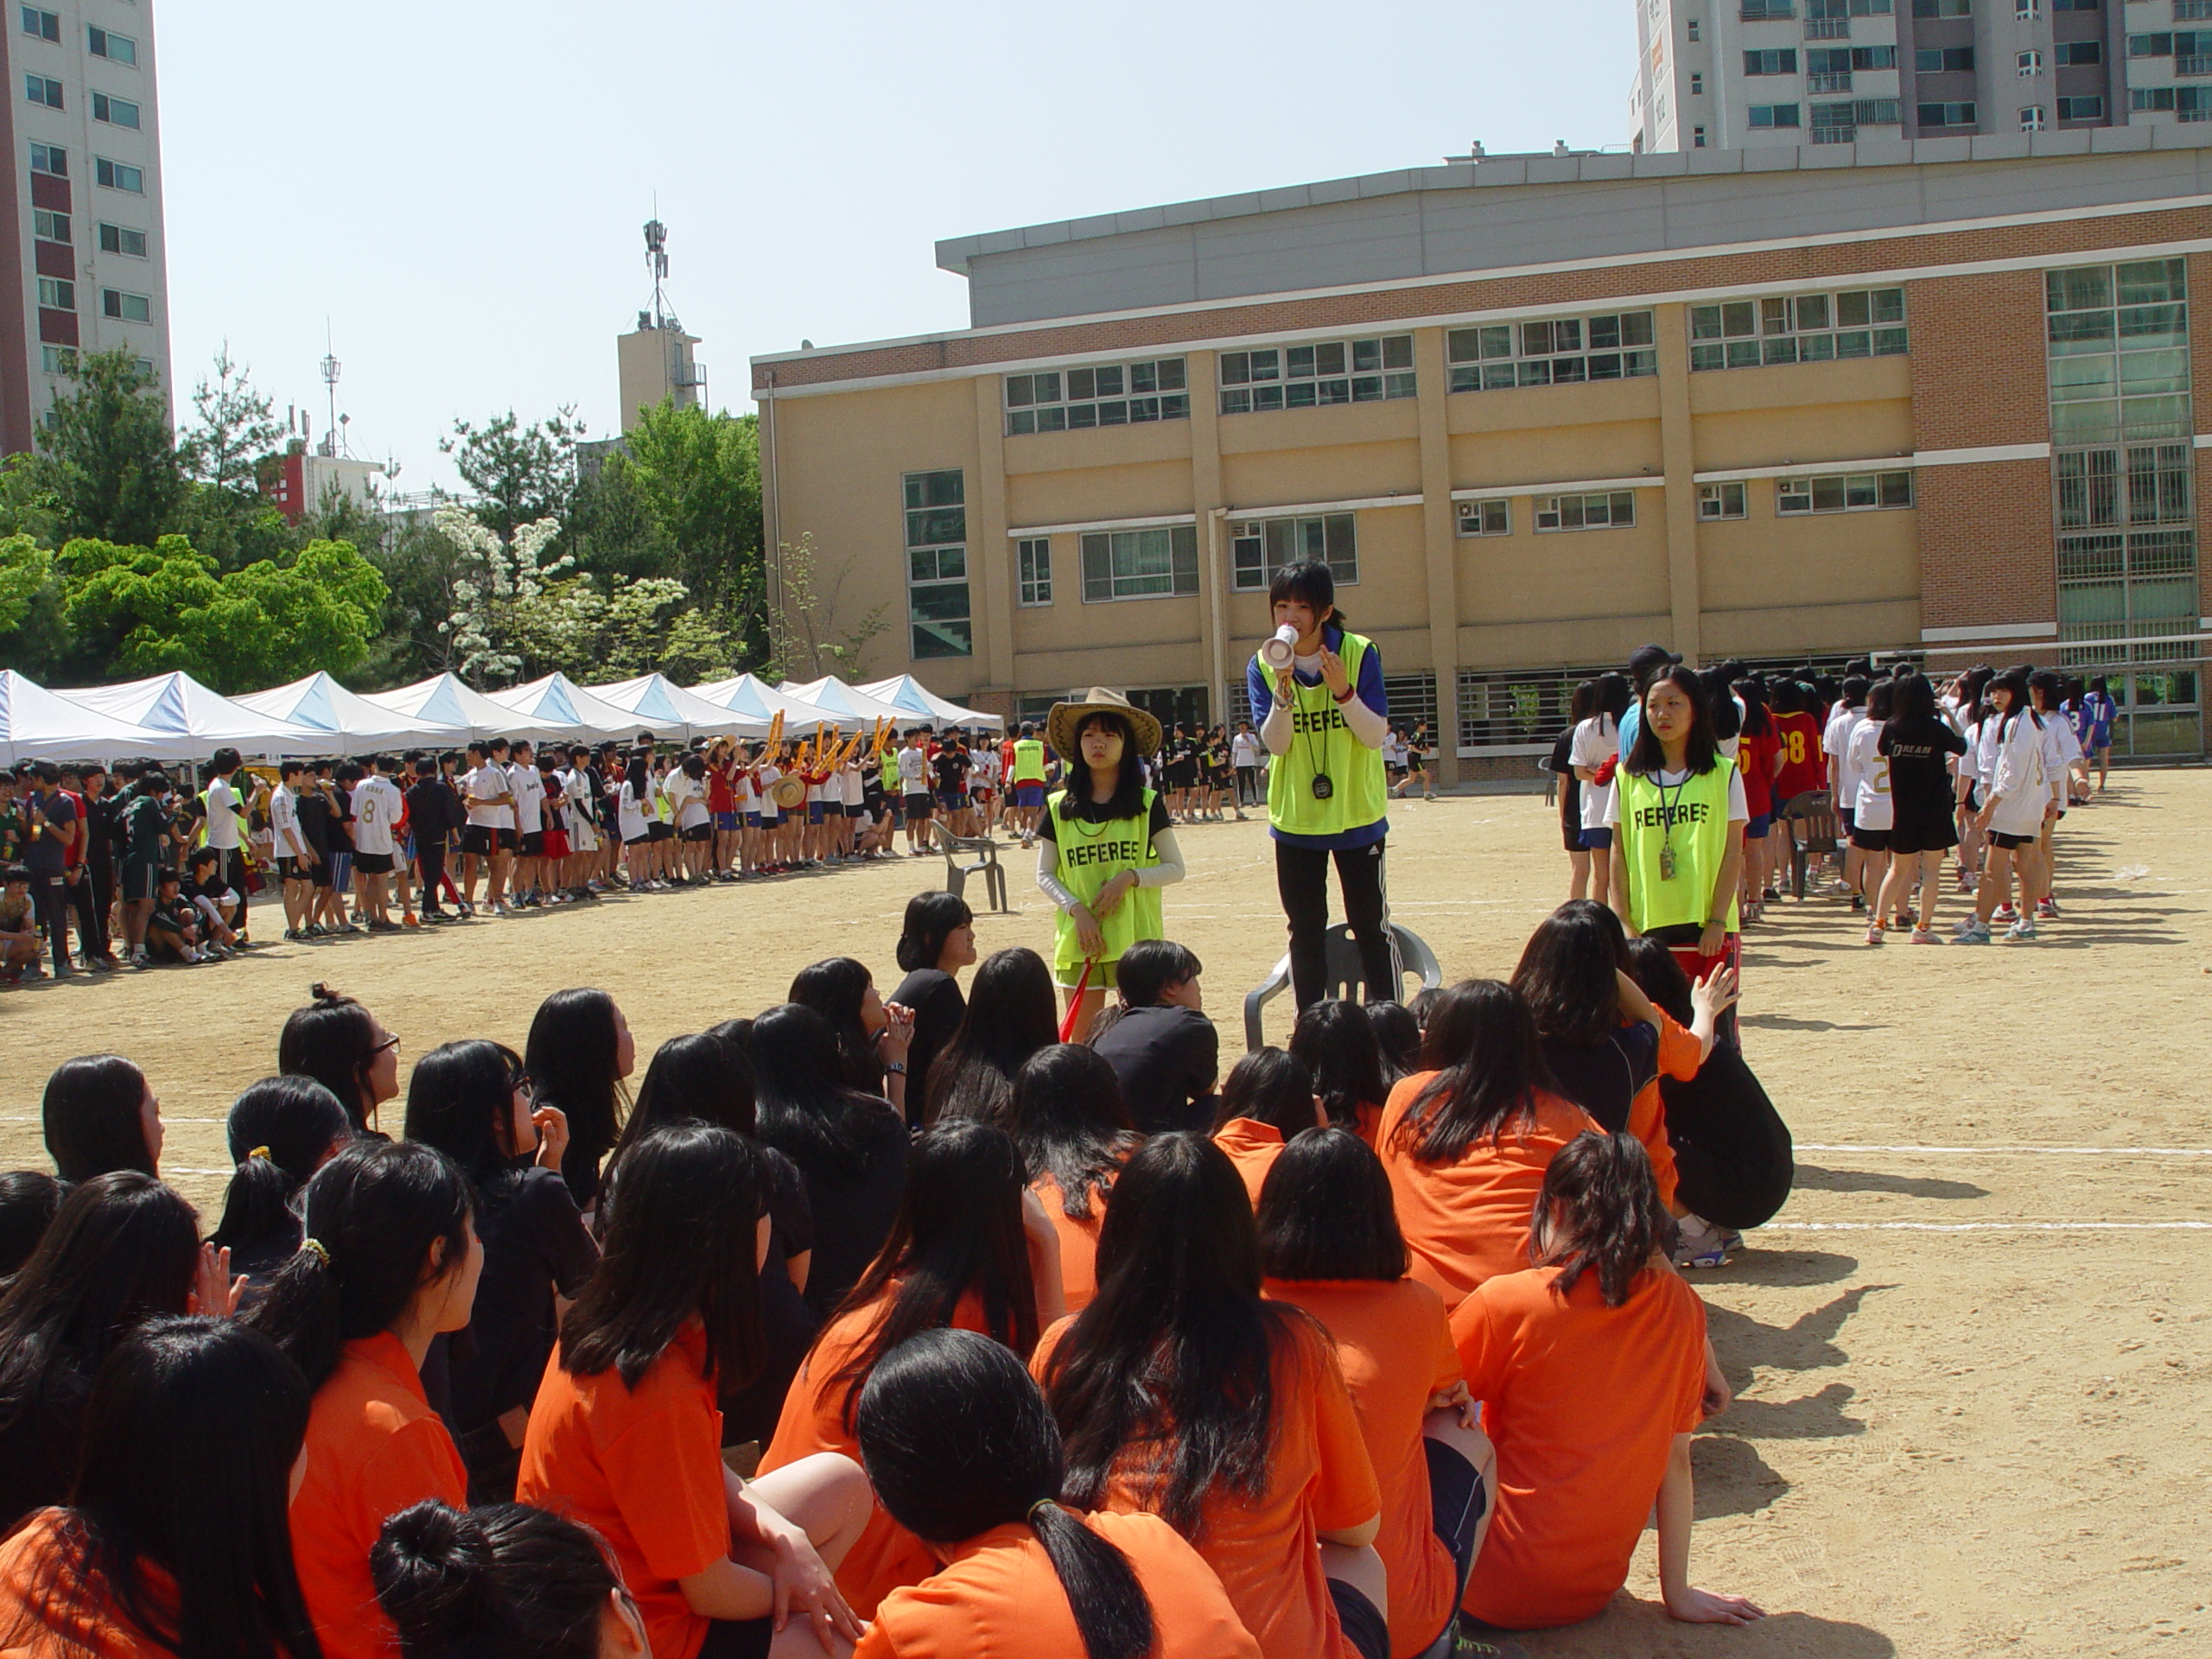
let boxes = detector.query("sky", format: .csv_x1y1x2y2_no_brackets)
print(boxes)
157,0,1639,494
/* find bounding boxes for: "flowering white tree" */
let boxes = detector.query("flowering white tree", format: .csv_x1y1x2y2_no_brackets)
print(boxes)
433,504,569,686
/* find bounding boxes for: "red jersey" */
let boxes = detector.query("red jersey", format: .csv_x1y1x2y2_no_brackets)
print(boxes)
1771,711,1825,804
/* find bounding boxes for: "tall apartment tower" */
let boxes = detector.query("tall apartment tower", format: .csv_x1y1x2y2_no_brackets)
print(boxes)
1630,0,2146,149
0,0,170,456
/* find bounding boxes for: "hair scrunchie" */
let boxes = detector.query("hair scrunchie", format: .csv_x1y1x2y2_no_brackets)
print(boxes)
248,1146,272,1160
1027,1498,1058,1524
300,1237,332,1267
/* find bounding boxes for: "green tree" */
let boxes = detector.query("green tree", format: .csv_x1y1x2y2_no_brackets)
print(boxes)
175,348,294,572
0,534,54,634
441,410,583,541
616,404,765,651
565,449,676,587
29,350,185,548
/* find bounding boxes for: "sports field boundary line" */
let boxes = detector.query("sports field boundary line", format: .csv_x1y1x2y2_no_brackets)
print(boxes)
1759,1220,2212,1231
1796,1143,2212,1156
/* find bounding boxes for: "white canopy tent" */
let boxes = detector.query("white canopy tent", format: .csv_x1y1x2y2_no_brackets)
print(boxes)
687,674,834,728
58,671,327,758
582,674,773,743
234,672,471,753
857,674,1005,731
0,670,199,766
485,672,645,745
359,673,578,746
777,676,915,728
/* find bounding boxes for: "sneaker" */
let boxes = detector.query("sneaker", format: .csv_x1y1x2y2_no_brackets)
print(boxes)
1850,894,1866,912
1762,886,1781,902
1993,904,2019,925
2037,898,2061,919
365,917,400,933
283,927,304,942
1673,1214,1732,1268
1956,919,1993,945
1909,926,1941,944
1864,921,1884,945
2006,918,2038,942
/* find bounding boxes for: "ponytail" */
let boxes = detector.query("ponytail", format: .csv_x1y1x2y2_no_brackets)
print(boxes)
373,1500,616,1659
210,1077,354,1261
1532,1130,1668,1307
1027,1500,1155,1659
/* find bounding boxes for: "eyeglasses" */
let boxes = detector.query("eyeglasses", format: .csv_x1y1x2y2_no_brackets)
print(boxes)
510,1074,537,1103
371,1034,400,1057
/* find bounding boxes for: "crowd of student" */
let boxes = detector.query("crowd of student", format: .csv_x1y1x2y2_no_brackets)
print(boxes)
0,878,1795,1659
1552,645,2116,952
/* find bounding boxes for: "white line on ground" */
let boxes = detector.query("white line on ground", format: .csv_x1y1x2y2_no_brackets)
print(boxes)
1796,1143,2212,1157
1761,1220,2212,1232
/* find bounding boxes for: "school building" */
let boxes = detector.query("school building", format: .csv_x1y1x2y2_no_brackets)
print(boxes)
753,126,2212,785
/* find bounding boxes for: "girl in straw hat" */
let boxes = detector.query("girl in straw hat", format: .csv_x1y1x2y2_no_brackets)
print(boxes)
1037,690,1187,1033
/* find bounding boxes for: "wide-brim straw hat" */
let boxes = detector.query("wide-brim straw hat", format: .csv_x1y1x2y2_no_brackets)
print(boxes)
1047,688,1163,764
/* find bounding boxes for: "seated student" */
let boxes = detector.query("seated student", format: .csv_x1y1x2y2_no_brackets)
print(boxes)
404,1039,599,1503
249,1141,480,1659
0,864,43,981
787,957,914,1122
208,1077,356,1292
1374,981,1601,1310
0,1172,231,1533
924,948,1060,1128
41,1055,162,1183
0,1317,321,1659
887,891,976,1128
279,983,403,1135
518,1124,871,1659
1621,939,1796,1267
852,1328,1263,1659
1035,1134,1389,1659
183,845,245,952
1211,1049,1324,1207
761,1120,1061,1619
1450,1133,1761,1631
1364,1001,1421,1083
1258,1129,1497,1659
0,1170,65,1283
141,869,209,964
1085,940,1218,1135
374,1498,645,1659
1007,1044,1141,1313
1290,1001,1395,1144
523,988,639,1211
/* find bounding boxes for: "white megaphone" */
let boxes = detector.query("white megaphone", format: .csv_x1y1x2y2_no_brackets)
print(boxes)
1261,623,1300,671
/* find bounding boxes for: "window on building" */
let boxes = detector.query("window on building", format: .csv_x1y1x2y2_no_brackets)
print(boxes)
95,157,144,193
1916,46,1975,70
2055,40,2101,64
1739,0,1795,16
904,471,970,659
98,222,147,257
1744,48,1799,72
1808,44,1897,79
2057,95,2104,119
2018,48,2044,73
41,345,75,373
1910,0,1970,13
1916,101,1979,125
87,25,135,65
2134,84,2212,115
1456,499,1511,537
2177,0,2212,20
2022,104,2049,129
1004,358,1189,435
1776,471,1916,512
2045,258,2190,448
1535,492,1636,531
1691,72,1705,92
1811,97,1902,139
91,92,140,129
1081,524,1199,601
2129,32,2173,53
24,73,61,108
19,5,57,40
2018,0,2041,16
133,356,154,379
2051,0,2097,9
32,208,67,244
1749,102,1802,126
1694,124,1708,144
1688,16,1702,35
29,140,62,176
1230,513,1358,589
1691,287,1907,369
1217,336,1415,414
36,276,73,310
101,289,150,323
1016,537,1052,607
1699,481,1748,518
1446,310,1657,391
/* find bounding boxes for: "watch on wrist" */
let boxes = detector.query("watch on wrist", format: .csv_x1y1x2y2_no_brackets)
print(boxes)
884,1061,907,1076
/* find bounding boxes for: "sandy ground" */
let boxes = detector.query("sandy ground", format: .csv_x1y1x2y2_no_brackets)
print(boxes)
3,772,2209,1657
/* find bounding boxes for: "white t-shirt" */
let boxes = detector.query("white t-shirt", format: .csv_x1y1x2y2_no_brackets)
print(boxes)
203,777,244,850
509,762,545,835
756,765,783,816
732,767,756,810
1988,714,2051,836
349,775,404,856
669,771,710,829
1232,732,1261,767
465,764,512,829
1569,714,1618,832
1823,705,1861,791
270,785,307,858
617,781,649,842
1847,720,1894,830
1602,763,1749,826
898,747,930,795
1833,713,1870,812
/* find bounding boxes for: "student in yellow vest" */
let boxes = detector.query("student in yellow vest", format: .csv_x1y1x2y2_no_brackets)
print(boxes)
1036,689,1187,1034
1007,721,1051,845
1606,664,1749,995
1248,560,1399,1010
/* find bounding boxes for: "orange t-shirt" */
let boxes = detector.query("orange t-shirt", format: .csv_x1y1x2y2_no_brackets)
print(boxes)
1211,1118,1285,1208
0,1510,178,1657
1262,1279,1462,1659
759,1287,995,1619
1032,1308,1380,1659
1032,1173,1107,1313
854,1511,1262,1659
517,1325,732,1659
1352,1100,1382,1147
290,1332,467,1659
1375,1076,1603,1311
1449,1264,1707,1630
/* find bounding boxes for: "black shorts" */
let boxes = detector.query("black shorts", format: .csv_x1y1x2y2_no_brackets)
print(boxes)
904,796,934,821
461,825,495,856
1992,829,2038,849
352,851,395,875
843,802,866,818
681,822,713,842
1886,817,1957,857
1561,816,1584,854
308,855,334,887
647,822,673,842
276,855,308,881
122,860,161,903
518,830,545,858
695,1616,772,1659
1328,1580,1389,1659
1848,825,1890,853
1425,1438,1487,1632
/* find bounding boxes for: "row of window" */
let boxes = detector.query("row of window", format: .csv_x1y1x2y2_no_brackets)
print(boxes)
41,346,156,378
22,74,142,128
29,141,147,194
1689,289,1907,370
32,209,149,257
1217,335,1417,414
19,8,137,64
35,277,153,323
2020,99,2109,128
1446,312,1657,391
1003,359,1188,435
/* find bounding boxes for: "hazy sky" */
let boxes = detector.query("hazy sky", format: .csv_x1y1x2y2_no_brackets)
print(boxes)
158,0,1637,493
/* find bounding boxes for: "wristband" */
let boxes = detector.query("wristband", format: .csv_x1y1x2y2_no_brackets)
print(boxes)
1332,685,1356,703
884,1061,907,1076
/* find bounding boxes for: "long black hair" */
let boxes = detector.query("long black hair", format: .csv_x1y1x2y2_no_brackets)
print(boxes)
18,1317,319,1659
606,1031,756,1175
826,1120,1038,1427
858,1330,1154,1659
1009,1045,1138,1224
0,1170,66,1282
788,957,884,1092
524,988,629,1207
1624,665,1720,778
278,984,386,1133
1288,1000,1389,1131
894,890,973,976
558,1124,764,1392
1256,1128,1408,1283
1511,900,1629,1050
210,1077,355,1263
1395,979,1558,1162
1885,669,1940,741
753,1002,893,1176
1535,1131,1669,1306
249,1141,477,1394
41,1054,153,1181
1210,1048,1317,1138
1621,938,1695,1027
927,947,1060,1128
1041,1133,1297,1536
404,1040,528,1192
1732,674,1770,739
1590,671,1633,725
1364,1001,1420,1079
1060,711,1147,822
373,1500,621,1659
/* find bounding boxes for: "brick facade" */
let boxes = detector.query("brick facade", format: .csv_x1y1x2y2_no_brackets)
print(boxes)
1914,458,2057,632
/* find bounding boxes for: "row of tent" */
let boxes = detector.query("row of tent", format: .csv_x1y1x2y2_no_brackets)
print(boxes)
0,667,1004,766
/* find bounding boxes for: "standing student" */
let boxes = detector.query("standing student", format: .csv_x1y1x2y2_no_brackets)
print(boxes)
0,1317,321,1659
250,1141,481,1659
1248,562,1397,1013
461,741,517,915
1824,677,1870,904
351,756,407,931
1006,721,1051,843
1035,1134,1388,1659
851,1327,1264,1659
1007,1044,1141,1314
406,755,467,923
887,891,976,1127
1769,679,1827,891
1731,678,1779,920
1568,673,1630,912
506,741,548,907
2082,675,2117,791
1874,671,1968,944
1847,680,1897,938
925,948,1060,1128
73,764,122,969
1258,1129,1496,1659
1231,718,1264,812
17,764,78,979
524,988,637,1211
2029,669,2076,920
1288,999,1392,1144
1211,1048,1325,1206
1551,681,1593,901
279,983,402,1134
518,1124,871,1659
372,1498,641,1659
116,772,173,966
200,747,249,944
209,1076,357,1292
1961,670,2050,944
898,732,935,856
1085,939,1217,1135
41,1053,161,1182
271,760,318,939
1037,690,1185,1035
1450,1133,1759,1630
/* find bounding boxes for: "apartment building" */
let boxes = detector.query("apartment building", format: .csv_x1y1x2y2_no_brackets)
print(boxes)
0,0,169,454
753,132,2212,779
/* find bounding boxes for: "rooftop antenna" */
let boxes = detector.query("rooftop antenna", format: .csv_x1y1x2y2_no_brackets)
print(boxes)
320,324,342,458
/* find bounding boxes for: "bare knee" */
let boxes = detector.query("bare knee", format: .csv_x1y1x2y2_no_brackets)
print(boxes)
1320,1540,1389,1620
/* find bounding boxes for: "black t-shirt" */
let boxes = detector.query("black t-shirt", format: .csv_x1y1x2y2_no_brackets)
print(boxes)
1878,715,1967,825
934,752,969,794
1091,1005,1219,1135
889,967,966,1129
437,1165,599,1434
1548,729,1580,832
295,787,331,855
1541,1022,1659,1135
718,1144,823,1448
763,1097,911,1317
406,777,464,843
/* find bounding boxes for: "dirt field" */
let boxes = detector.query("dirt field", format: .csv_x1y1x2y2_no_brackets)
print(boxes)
4,771,2208,1658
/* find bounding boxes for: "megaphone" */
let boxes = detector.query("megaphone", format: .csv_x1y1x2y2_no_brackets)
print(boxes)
1261,624,1300,672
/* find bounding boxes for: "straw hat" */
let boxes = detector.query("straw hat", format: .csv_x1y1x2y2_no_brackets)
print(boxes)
1046,688,1162,765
